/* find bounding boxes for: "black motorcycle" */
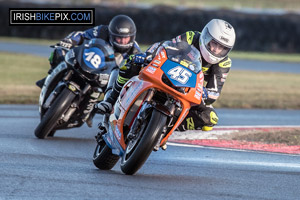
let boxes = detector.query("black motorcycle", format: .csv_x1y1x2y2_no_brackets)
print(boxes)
35,38,116,139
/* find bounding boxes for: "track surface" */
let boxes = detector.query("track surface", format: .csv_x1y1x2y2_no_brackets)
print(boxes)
1,105,300,199
0,42,300,199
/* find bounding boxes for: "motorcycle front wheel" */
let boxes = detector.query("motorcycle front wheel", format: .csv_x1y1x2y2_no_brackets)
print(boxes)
93,139,120,170
34,87,76,139
120,109,167,175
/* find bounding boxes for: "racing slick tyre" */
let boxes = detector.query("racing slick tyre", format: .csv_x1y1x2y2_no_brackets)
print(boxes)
120,109,167,175
34,88,76,139
93,139,120,170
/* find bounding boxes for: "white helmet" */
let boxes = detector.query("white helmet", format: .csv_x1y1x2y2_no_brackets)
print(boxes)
200,19,236,64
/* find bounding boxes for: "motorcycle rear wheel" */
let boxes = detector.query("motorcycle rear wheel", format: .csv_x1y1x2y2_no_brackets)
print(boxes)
34,88,76,139
93,139,120,170
120,109,167,175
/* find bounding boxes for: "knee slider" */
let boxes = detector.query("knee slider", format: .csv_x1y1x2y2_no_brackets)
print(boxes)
200,109,218,128
209,110,219,125
201,110,218,131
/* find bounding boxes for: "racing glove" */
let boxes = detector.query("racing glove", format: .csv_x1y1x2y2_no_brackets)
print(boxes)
59,31,83,49
59,38,74,49
133,53,146,64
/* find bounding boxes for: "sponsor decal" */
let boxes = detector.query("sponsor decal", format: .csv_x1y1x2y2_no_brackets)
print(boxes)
221,61,231,67
202,67,209,73
199,72,204,79
220,36,229,43
119,27,129,33
68,84,77,92
186,117,195,130
194,91,201,100
115,126,122,141
225,22,232,29
146,66,157,74
207,91,219,99
93,26,98,36
189,65,195,71
180,60,189,68
187,51,198,61
124,81,143,108
153,60,161,64
187,31,193,43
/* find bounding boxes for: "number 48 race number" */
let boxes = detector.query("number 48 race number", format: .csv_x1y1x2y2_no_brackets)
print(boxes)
85,52,101,69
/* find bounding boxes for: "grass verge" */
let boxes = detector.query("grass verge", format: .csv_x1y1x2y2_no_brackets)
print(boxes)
1,37,300,63
0,51,300,109
214,70,300,109
230,128,300,146
0,52,48,104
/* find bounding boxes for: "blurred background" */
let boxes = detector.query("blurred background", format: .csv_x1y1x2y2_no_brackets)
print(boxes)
0,0,300,108
2,0,300,53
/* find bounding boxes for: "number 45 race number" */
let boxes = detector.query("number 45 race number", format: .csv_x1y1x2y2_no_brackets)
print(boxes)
167,66,192,84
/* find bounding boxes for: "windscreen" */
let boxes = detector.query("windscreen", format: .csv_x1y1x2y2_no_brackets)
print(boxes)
162,41,202,74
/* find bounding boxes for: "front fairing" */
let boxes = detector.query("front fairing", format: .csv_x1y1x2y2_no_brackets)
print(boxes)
71,39,116,83
160,59,197,88
157,41,202,88
39,62,68,113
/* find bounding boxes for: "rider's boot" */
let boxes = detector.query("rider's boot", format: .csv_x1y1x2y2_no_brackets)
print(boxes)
36,78,46,89
87,67,119,127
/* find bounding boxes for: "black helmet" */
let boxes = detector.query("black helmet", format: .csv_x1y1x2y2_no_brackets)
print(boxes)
108,15,136,53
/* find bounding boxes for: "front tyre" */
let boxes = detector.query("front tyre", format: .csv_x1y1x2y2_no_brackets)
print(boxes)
120,109,167,175
93,139,119,170
34,88,76,139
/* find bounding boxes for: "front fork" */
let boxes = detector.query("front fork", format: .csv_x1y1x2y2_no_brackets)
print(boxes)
126,102,153,140
126,89,155,139
126,89,176,151
153,101,176,151
61,82,95,124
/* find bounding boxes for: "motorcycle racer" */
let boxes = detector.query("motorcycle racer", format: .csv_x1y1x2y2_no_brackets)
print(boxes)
35,15,142,127
96,19,236,132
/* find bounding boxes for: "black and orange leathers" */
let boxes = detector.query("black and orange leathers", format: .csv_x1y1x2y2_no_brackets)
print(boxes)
107,31,232,131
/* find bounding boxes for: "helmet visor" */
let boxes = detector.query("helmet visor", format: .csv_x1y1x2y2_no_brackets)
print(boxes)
202,28,232,58
110,33,135,52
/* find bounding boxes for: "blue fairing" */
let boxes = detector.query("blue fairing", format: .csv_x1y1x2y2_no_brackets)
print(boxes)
83,47,106,70
161,59,197,88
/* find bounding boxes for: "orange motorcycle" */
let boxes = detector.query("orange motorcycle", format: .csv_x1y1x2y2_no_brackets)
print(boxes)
93,41,204,175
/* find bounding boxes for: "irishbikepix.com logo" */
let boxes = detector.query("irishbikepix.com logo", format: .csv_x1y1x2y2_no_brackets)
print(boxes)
9,8,95,26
